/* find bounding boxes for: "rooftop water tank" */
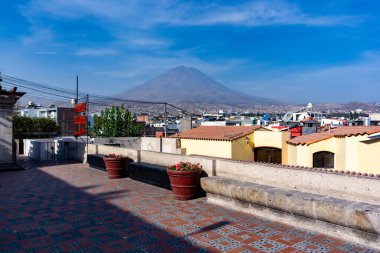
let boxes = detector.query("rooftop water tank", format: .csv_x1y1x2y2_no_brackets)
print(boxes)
363,117,371,126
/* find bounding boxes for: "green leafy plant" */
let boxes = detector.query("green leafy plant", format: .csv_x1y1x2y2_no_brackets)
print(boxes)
13,114,60,139
167,162,202,171
93,105,140,137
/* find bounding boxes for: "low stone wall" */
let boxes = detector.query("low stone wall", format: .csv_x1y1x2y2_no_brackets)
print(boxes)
214,159,380,205
25,138,380,207
93,137,141,149
141,137,184,154
87,144,140,162
140,150,215,176
84,145,380,205
201,177,380,235
201,176,380,248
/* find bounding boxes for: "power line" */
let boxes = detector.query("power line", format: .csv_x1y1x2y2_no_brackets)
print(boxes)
3,75,77,96
2,81,73,99
3,74,163,104
1,73,192,114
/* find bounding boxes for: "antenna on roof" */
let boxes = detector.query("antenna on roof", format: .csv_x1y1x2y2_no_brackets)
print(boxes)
282,112,293,122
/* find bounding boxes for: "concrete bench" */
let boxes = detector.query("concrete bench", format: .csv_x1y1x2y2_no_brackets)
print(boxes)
87,154,106,171
201,176,380,237
128,162,171,190
128,162,207,197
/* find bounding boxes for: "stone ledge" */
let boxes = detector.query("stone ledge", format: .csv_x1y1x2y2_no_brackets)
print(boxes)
207,193,380,249
200,176,380,235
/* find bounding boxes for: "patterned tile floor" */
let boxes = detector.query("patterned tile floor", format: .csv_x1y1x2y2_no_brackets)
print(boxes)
0,160,378,253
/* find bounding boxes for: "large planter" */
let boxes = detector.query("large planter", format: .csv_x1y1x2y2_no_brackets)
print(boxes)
167,169,201,200
103,156,126,179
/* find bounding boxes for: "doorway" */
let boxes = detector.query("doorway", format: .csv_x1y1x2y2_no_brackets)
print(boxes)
254,147,282,164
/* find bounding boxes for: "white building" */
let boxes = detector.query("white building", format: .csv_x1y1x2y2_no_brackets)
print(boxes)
321,118,347,126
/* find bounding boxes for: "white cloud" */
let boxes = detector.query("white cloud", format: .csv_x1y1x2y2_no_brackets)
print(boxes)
22,0,357,28
22,28,54,45
168,1,356,27
127,37,171,48
75,48,120,56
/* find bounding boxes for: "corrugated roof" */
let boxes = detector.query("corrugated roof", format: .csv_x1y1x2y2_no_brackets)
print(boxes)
174,126,261,141
288,126,380,145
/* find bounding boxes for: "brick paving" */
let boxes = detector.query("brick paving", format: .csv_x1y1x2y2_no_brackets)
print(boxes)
0,160,378,253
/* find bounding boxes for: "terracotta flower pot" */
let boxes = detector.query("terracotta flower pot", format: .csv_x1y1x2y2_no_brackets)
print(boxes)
103,156,126,179
167,169,201,200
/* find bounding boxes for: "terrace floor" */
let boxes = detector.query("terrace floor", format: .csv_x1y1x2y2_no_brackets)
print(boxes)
0,159,378,253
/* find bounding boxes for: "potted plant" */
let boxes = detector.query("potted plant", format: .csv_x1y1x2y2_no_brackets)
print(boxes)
103,154,127,179
167,162,202,200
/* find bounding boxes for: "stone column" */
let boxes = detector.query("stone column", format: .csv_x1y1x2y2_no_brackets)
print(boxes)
0,89,25,164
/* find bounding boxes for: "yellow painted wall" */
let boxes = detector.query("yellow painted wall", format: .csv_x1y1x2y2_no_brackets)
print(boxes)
231,133,254,161
286,135,380,174
181,138,232,158
341,136,355,171
281,132,291,165
180,133,256,161
357,138,380,174
335,138,346,170
287,137,337,168
182,130,292,163
287,143,297,166
253,130,291,164
254,130,283,149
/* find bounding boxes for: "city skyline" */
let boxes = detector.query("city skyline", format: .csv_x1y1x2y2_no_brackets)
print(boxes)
1,1,380,103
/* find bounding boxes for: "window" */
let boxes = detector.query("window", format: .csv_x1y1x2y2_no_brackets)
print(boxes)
313,151,334,168
254,147,282,164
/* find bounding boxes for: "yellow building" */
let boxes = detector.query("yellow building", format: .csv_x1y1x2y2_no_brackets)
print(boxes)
175,126,291,163
253,127,291,164
176,126,260,161
287,126,380,174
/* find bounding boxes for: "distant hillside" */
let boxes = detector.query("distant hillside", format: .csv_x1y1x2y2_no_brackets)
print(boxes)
118,66,278,105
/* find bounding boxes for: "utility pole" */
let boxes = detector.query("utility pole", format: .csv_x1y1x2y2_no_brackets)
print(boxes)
76,76,79,104
86,94,89,149
164,102,167,137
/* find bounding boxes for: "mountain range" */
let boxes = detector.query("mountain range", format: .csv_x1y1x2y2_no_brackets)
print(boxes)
119,66,278,105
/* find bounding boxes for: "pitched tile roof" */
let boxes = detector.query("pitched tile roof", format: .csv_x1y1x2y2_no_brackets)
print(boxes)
288,126,380,145
174,126,261,141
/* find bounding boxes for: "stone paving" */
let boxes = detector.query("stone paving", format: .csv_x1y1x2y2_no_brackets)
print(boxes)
0,160,378,253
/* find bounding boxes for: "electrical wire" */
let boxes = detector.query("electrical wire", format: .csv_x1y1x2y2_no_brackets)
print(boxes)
2,81,73,99
1,73,192,114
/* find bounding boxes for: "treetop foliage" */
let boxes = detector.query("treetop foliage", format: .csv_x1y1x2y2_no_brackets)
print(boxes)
13,114,60,139
93,105,140,137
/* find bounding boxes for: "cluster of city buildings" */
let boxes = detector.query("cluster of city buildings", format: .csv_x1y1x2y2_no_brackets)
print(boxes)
14,101,380,174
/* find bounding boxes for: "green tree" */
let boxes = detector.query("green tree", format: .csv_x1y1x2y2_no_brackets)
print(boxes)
93,105,140,137
13,115,60,139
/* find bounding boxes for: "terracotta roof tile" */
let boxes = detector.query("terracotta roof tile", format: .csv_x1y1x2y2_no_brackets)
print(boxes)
288,126,380,145
174,126,261,141
329,126,380,137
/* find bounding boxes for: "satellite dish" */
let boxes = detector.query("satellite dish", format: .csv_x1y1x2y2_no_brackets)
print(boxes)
306,103,313,112
282,112,293,122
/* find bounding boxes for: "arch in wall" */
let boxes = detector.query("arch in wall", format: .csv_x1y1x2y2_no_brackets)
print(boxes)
313,151,335,168
254,147,282,164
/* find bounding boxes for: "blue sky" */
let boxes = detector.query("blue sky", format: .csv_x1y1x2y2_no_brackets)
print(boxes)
1,0,380,103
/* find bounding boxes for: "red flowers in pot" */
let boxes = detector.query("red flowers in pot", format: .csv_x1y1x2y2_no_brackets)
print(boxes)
167,162,202,200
